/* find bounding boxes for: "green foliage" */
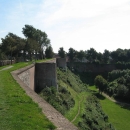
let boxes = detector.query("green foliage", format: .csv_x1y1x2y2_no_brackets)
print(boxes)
22,24,51,60
77,50,86,61
56,68,114,130
57,68,87,92
58,47,66,58
0,62,55,130
108,69,130,82
103,49,110,63
106,69,130,102
90,86,130,130
0,50,7,60
45,46,54,58
78,95,115,130
68,48,77,61
40,86,75,115
94,75,107,93
1,33,26,62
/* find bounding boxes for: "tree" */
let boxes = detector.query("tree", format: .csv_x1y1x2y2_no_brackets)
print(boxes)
77,50,85,61
68,48,76,61
0,49,7,60
22,25,50,59
103,49,110,63
45,46,54,58
58,47,66,58
1,33,26,62
111,48,127,63
94,75,107,93
97,52,103,63
25,38,40,61
86,48,97,63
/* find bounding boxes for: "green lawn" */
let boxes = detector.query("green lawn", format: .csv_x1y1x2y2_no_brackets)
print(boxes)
88,86,130,130
0,62,55,130
100,98,130,130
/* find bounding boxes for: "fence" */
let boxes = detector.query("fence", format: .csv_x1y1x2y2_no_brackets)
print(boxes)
0,60,15,67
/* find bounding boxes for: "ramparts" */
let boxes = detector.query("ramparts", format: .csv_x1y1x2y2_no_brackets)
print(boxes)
56,58,66,69
0,60,15,66
18,64,35,90
35,62,57,92
67,62,116,73
11,60,78,130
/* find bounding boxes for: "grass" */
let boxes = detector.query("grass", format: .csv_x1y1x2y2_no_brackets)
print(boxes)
59,80,80,121
100,97,130,130
70,92,91,125
63,81,90,125
0,61,56,130
88,86,130,130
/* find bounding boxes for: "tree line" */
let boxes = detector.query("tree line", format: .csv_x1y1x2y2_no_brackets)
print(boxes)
58,47,130,64
1,25,130,64
0,25,53,63
94,69,130,103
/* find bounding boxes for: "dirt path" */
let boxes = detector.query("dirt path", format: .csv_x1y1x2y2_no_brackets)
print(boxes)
0,66,13,71
102,92,130,106
71,96,84,123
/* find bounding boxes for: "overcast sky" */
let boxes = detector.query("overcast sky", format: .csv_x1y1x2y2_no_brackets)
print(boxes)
0,0,130,53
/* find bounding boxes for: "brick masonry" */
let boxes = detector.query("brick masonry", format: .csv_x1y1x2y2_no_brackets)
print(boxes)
56,58,66,69
35,62,57,92
18,64,35,90
11,62,79,130
67,62,116,72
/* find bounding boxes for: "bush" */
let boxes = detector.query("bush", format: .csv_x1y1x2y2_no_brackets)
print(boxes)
79,95,115,130
40,85,75,115
94,75,108,93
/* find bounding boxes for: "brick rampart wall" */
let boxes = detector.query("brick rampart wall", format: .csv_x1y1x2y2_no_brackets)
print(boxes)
0,60,15,66
56,58,66,68
67,62,116,72
35,63,57,92
18,64,35,90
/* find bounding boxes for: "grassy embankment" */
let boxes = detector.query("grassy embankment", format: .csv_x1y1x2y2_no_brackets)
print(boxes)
57,68,89,123
56,69,113,130
88,86,130,130
0,61,56,130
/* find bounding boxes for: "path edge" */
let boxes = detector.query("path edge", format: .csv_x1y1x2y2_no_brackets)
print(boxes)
11,64,79,130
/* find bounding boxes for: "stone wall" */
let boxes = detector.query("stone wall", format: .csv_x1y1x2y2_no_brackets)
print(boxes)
67,62,116,73
0,60,15,66
56,58,66,69
18,64,35,91
35,62,57,92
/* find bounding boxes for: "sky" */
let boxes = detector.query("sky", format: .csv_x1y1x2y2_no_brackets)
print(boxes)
0,0,130,53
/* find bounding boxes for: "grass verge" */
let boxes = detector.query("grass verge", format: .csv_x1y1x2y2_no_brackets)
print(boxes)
0,62,56,130
89,86,130,130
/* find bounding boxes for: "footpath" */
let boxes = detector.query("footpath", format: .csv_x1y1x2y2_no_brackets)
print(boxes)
71,96,84,123
11,64,78,130
0,66,13,71
102,92,130,106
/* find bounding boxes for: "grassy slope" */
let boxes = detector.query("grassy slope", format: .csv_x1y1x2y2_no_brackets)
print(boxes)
89,86,130,130
0,62,55,130
100,98,130,130
57,69,91,127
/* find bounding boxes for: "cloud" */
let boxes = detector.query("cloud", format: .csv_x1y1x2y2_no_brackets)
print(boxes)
43,0,130,52
43,0,130,27
1,0,130,53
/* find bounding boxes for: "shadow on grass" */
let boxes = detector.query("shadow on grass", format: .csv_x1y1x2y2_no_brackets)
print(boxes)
115,102,130,110
93,92,106,100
